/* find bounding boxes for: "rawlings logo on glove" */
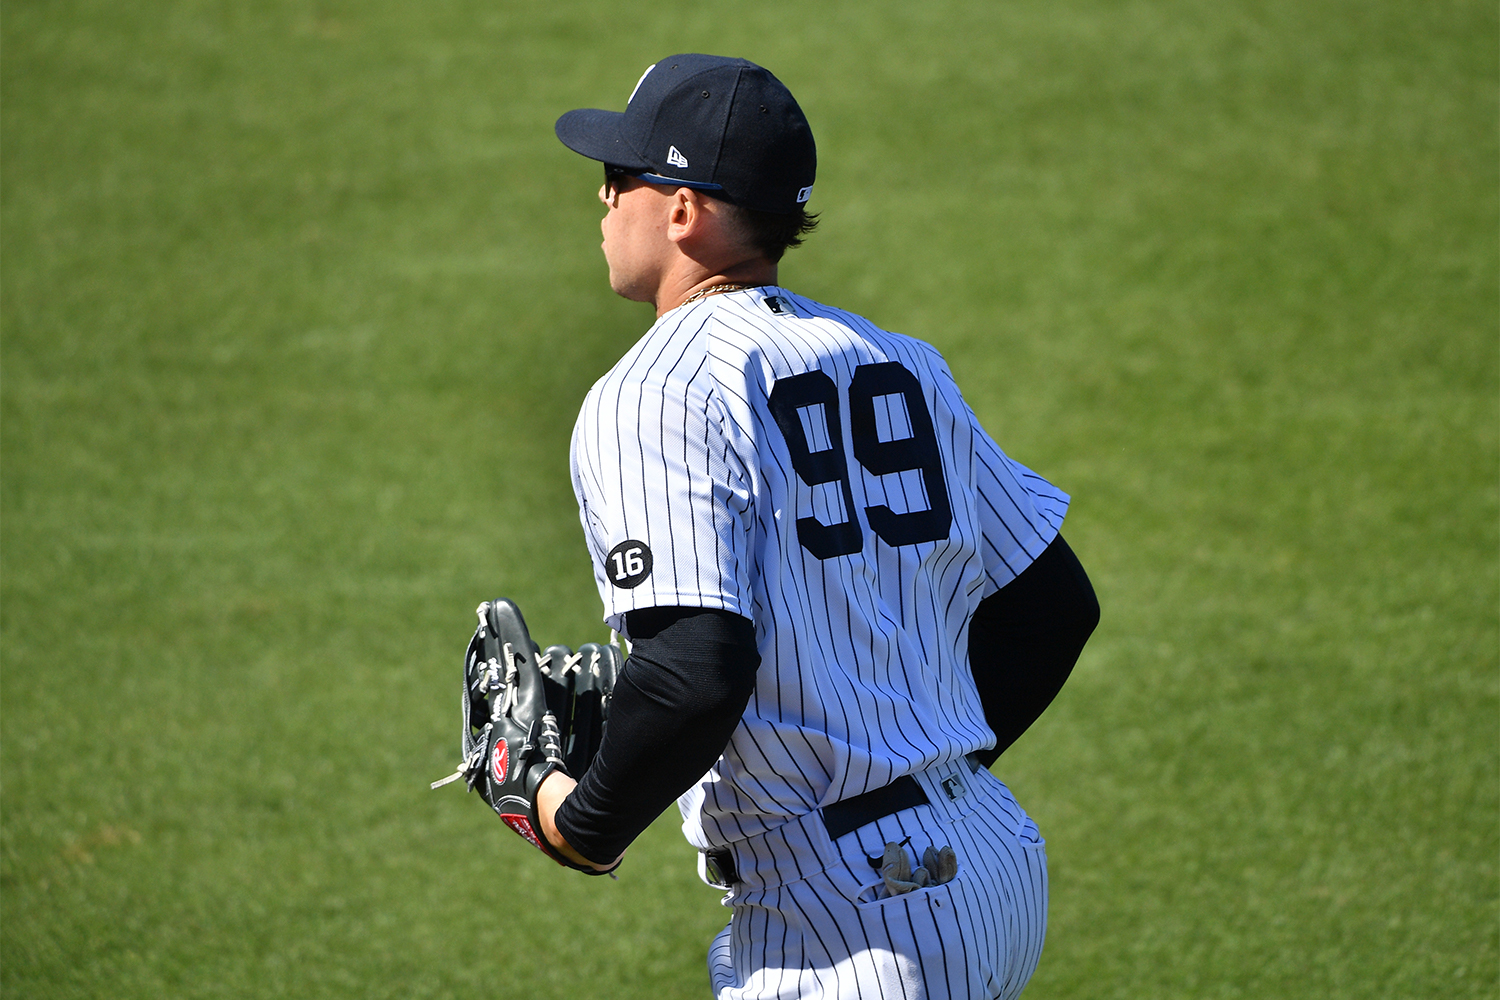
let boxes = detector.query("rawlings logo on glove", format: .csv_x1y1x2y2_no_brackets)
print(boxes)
432,598,621,874
491,738,509,784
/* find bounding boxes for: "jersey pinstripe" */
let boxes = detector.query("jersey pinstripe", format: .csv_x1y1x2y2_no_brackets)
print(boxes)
569,286,1069,852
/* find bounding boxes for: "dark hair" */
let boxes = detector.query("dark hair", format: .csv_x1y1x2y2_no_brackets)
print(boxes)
728,204,820,263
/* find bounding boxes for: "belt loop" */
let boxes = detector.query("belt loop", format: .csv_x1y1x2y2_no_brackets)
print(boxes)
701,847,737,889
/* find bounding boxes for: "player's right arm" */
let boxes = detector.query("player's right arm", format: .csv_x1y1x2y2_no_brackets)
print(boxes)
547,606,760,867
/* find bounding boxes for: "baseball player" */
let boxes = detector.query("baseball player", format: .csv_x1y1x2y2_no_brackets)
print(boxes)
535,55,1100,998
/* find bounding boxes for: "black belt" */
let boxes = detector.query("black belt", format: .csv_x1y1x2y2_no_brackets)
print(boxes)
824,753,983,840
821,775,929,842
703,756,983,888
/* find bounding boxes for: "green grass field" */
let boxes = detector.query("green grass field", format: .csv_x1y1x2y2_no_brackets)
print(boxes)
4,1,1495,997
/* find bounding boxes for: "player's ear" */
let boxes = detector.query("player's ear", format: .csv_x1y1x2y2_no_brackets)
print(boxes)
666,188,706,245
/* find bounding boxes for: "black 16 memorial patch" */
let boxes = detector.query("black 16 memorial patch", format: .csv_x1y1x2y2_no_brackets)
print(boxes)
605,539,653,588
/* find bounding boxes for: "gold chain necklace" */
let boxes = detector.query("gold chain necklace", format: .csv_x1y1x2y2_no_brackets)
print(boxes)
680,282,762,306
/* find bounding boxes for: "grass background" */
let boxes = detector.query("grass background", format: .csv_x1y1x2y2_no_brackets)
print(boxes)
3,1,1495,997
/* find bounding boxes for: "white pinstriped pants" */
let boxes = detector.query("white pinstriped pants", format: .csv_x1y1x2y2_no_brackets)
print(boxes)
706,761,1048,1000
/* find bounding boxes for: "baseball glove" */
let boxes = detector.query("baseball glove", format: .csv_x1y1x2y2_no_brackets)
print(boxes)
431,598,622,874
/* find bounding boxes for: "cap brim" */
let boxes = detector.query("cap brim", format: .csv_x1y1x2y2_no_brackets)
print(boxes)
555,108,649,168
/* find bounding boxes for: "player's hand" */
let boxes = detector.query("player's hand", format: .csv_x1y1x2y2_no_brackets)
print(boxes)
537,771,625,873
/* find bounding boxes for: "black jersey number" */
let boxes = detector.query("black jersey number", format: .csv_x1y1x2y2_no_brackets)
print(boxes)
768,362,953,559
767,370,863,559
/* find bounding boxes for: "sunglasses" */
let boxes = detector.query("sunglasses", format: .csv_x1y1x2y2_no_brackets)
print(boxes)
603,164,642,198
603,163,725,199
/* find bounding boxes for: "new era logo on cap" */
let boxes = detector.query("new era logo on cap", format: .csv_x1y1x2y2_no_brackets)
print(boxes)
667,146,689,169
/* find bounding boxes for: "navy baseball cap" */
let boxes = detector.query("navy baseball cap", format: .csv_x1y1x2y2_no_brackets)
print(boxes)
555,54,816,215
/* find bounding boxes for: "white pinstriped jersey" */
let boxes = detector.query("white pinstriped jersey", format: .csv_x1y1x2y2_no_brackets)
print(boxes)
570,287,1068,851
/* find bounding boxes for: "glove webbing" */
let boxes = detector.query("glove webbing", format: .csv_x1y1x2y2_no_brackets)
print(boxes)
432,620,528,790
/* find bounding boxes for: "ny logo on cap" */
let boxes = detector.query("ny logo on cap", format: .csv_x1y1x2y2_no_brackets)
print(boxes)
667,146,690,169
628,64,656,104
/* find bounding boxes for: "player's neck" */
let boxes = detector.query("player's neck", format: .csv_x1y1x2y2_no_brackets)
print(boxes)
657,264,779,317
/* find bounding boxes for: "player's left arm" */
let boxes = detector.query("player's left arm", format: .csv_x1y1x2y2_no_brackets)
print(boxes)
538,606,760,868
968,533,1100,766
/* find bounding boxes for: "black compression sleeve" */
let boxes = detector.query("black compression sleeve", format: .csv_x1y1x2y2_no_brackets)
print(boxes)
969,534,1100,767
552,607,759,865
